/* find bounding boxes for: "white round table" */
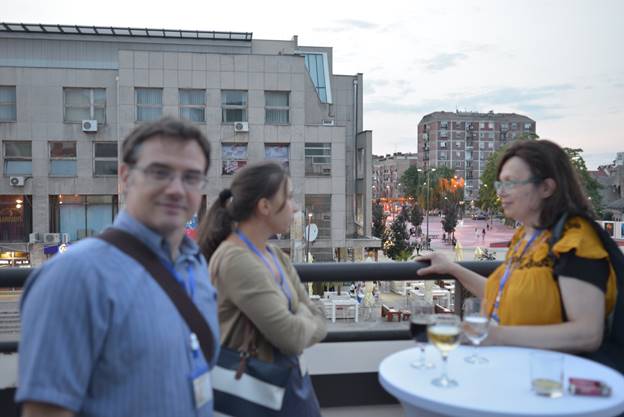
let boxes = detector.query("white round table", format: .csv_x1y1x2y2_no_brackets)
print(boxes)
379,345,624,417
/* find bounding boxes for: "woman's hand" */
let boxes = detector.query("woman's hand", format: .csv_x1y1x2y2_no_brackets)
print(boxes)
415,252,456,277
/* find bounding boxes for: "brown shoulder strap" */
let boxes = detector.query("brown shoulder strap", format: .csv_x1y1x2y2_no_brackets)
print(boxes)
97,228,214,362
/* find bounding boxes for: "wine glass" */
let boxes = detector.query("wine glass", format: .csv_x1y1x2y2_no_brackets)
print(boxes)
428,314,461,388
408,299,435,369
462,298,489,364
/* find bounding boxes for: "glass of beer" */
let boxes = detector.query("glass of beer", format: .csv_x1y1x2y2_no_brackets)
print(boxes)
409,299,435,369
462,298,489,364
428,314,461,388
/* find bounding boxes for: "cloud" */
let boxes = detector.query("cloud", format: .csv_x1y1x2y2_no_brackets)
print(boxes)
422,52,468,71
314,19,379,33
365,84,576,121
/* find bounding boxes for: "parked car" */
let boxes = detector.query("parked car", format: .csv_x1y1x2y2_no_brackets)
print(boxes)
472,213,487,220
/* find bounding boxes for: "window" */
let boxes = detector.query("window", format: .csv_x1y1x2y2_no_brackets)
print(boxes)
0,86,16,122
305,143,331,176
265,144,289,170
439,130,449,138
479,122,485,129
0,195,32,242
222,144,248,175
305,194,331,239
479,142,485,150
221,90,247,123
488,142,494,149
440,121,449,129
302,53,332,103
136,88,162,121
179,89,205,122
440,141,447,148
49,142,77,176
50,195,118,241
524,122,532,130
265,91,290,124
94,142,118,176
64,88,106,123
3,141,31,175
488,122,494,129
488,132,495,139
511,122,518,129
501,123,509,130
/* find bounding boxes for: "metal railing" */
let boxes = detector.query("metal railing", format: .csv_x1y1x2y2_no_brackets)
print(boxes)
0,261,502,351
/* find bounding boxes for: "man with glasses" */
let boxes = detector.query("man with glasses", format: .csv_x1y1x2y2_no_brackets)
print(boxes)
17,118,219,417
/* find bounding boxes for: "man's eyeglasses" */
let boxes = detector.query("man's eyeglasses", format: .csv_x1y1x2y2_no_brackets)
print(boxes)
132,165,208,191
494,178,540,193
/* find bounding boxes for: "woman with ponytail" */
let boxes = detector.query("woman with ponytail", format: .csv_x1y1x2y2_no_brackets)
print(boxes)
197,161,326,416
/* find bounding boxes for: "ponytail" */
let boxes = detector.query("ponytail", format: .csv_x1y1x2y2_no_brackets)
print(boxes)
197,188,234,262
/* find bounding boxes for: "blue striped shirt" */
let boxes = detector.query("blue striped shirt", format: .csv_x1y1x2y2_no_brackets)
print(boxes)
16,211,220,417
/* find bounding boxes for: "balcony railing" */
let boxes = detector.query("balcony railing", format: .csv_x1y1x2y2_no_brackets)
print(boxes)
0,261,501,410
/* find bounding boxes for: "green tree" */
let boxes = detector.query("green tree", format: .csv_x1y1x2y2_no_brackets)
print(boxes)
563,147,603,216
372,200,386,238
409,203,424,227
401,166,425,205
441,204,459,236
382,214,410,260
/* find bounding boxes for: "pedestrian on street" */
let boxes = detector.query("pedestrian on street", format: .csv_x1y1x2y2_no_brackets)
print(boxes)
482,228,486,241
16,118,220,417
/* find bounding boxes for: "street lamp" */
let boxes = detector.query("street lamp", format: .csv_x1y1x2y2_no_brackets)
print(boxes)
418,167,436,250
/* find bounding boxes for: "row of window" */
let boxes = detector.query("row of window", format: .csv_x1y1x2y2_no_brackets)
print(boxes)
1,193,332,242
438,121,532,130
2,141,333,177
0,86,291,125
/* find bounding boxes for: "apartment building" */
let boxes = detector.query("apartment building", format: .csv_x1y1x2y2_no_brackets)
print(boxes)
372,152,418,200
418,111,536,201
0,22,378,265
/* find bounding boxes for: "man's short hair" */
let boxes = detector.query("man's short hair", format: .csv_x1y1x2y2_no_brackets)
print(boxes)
122,117,211,172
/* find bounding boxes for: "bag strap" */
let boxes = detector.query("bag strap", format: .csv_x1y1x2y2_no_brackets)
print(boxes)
97,228,214,362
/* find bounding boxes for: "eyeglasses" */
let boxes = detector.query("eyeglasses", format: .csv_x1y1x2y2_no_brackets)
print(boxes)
132,165,208,191
494,178,540,193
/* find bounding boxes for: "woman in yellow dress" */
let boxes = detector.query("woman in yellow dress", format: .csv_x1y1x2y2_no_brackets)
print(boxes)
418,140,617,353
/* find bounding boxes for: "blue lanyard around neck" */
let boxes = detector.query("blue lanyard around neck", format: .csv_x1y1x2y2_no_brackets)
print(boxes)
163,261,195,301
490,229,542,322
236,230,292,312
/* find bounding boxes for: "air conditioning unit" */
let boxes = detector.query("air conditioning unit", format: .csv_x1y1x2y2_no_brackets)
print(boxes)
82,119,98,132
9,176,25,187
43,233,61,245
29,232,42,244
233,121,249,133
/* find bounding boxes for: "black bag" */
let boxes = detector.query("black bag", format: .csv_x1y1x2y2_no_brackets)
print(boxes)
548,213,624,374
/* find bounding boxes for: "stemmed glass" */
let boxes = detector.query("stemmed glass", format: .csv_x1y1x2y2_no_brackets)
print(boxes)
462,298,489,364
408,299,435,369
428,314,461,388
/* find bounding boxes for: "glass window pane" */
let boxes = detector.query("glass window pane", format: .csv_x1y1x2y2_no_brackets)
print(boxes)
221,144,248,175
5,160,32,175
93,108,106,123
94,160,118,176
65,107,90,122
95,142,117,158
86,204,113,235
60,204,85,241
50,142,76,158
137,107,162,121
65,89,90,107
50,160,77,176
180,107,205,122
4,142,31,157
93,89,106,106
136,88,162,105
266,109,289,124
223,109,246,123
180,89,205,105
265,92,289,107
265,145,289,170
222,91,247,106
0,87,16,103
0,104,17,121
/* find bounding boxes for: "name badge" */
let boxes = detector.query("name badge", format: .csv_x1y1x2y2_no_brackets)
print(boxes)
191,367,213,409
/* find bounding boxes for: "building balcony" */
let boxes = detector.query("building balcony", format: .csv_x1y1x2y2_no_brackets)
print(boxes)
0,262,501,416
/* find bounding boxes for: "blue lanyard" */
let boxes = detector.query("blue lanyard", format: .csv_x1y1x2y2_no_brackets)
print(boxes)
163,261,195,301
490,229,542,321
236,230,293,312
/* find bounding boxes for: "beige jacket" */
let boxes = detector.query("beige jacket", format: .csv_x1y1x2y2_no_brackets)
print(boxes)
209,241,327,362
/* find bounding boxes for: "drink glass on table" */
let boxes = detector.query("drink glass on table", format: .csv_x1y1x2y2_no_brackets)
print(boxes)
409,299,435,369
462,298,489,364
428,314,461,388
530,351,564,398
